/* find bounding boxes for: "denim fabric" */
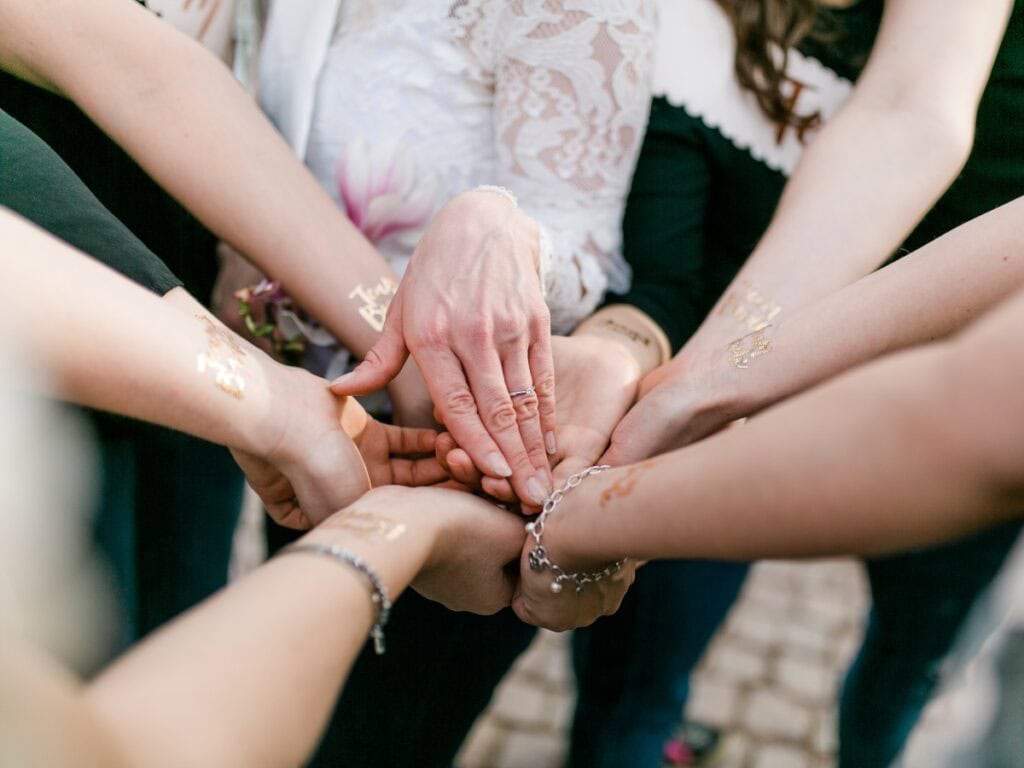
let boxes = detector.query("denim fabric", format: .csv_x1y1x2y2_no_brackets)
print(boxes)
839,522,1023,768
569,559,750,768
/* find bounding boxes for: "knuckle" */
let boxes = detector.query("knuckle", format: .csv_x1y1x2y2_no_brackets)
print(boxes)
511,392,540,420
442,388,479,417
463,320,494,349
533,373,556,401
482,399,518,433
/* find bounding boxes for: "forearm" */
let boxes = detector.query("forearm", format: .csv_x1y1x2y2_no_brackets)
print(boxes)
3,211,297,456
567,291,1024,564
573,304,670,377
721,196,1024,416
0,0,395,356
85,495,434,768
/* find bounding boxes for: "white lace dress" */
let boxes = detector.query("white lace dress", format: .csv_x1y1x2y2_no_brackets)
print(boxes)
259,0,654,334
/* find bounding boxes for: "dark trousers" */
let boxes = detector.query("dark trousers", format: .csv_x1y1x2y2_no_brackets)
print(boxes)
569,560,750,768
839,522,1023,768
92,419,243,662
266,519,538,768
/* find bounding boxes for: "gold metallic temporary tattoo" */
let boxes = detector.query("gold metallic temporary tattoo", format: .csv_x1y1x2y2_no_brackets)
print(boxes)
599,318,653,350
717,281,782,332
728,326,773,369
599,458,662,509
349,277,398,332
326,507,407,542
196,315,247,399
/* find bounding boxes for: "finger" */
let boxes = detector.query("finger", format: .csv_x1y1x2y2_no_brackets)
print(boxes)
435,432,456,476
265,498,314,531
481,475,516,503
382,423,437,456
389,456,450,487
446,446,485,487
413,347,514,482
528,333,558,456
331,294,409,395
456,346,550,506
502,342,551,484
599,404,652,466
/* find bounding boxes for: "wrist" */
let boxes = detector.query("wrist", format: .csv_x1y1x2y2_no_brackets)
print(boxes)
574,305,670,377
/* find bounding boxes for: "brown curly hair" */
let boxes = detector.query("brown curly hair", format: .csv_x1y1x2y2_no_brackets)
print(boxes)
716,0,831,133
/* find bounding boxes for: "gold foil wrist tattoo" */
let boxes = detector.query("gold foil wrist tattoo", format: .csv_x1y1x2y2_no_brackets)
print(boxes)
728,326,773,369
349,277,398,332
599,318,653,350
718,281,782,332
326,507,407,542
196,315,247,399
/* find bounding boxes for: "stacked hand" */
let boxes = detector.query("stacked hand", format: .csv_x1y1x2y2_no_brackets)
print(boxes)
331,189,557,507
433,333,643,628
231,367,446,530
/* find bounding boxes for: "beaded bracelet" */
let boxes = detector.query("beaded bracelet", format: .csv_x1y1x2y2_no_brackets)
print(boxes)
281,542,392,655
525,465,626,595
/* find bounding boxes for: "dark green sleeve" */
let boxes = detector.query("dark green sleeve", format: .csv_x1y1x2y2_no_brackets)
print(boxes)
610,99,712,353
0,109,182,295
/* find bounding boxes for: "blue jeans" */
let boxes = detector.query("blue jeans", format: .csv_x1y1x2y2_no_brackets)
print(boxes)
569,559,750,768
839,522,1023,768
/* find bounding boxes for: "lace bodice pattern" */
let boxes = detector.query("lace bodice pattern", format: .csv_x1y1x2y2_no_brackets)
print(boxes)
260,0,654,333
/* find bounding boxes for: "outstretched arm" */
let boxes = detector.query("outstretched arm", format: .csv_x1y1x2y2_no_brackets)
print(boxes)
5,486,523,768
0,0,407,369
534,285,1024,583
607,192,1024,463
2,209,442,528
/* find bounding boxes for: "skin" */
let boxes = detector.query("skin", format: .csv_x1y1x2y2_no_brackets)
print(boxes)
514,282,1024,626
609,0,1014,463
2,486,524,768
1,209,444,529
0,0,432,424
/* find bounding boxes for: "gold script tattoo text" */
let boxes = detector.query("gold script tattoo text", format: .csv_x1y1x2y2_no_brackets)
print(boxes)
717,281,782,332
599,458,662,509
349,277,398,332
327,507,407,542
728,326,773,369
196,315,247,399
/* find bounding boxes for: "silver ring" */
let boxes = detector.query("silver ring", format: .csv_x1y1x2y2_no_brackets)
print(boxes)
508,385,536,398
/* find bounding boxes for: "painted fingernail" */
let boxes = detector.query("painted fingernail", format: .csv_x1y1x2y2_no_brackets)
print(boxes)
487,452,513,478
526,476,548,506
545,431,557,455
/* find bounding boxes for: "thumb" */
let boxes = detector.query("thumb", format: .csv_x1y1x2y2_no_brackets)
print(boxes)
331,298,409,395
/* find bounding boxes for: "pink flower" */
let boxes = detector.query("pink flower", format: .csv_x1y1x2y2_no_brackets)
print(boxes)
336,137,438,244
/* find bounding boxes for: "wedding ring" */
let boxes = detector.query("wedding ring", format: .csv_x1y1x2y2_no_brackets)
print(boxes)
508,385,536,398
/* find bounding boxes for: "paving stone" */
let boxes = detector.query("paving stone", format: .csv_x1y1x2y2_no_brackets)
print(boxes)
456,718,508,768
489,678,555,727
686,675,741,727
728,605,787,647
706,639,769,684
775,654,839,703
812,711,838,756
716,732,754,768
743,690,814,741
783,621,833,660
752,744,814,768
493,730,565,768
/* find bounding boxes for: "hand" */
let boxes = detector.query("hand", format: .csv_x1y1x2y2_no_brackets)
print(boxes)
232,369,444,530
210,242,275,356
387,359,438,429
330,189,556,507
603,341,740,466
350,485,527,615
510,477,635,631
438,334,642,505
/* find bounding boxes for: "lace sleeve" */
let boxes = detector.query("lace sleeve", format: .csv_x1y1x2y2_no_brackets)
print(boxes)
490,0,654,334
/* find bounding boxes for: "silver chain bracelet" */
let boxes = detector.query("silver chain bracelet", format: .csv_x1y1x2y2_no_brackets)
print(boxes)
525,465,625,595
282,542,392,655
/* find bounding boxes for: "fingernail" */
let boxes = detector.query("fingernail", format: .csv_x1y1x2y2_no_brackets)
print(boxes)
545,431,557,455
330,372,354,387
526,476,548,506
487,452,513,478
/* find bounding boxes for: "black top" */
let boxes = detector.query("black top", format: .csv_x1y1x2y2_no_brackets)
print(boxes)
0,2,219,303
0,108,182,294
616,0,1024,351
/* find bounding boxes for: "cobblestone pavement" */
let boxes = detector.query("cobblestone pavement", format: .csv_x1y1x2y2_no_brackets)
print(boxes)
457,559,871,768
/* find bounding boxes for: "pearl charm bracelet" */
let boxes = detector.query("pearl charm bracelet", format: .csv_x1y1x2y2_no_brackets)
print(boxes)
525,465,626,595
